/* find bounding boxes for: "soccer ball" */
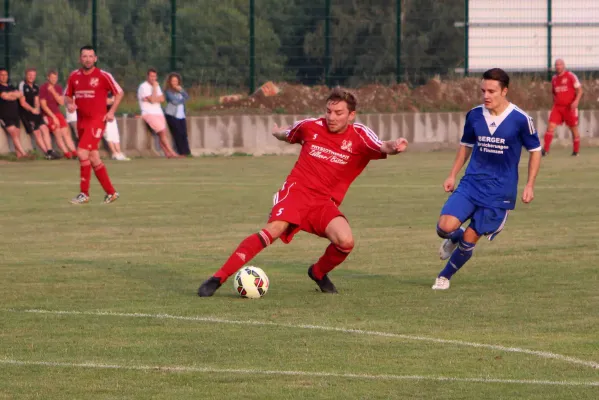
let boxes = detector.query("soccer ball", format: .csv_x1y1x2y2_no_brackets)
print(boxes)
233,266,269,299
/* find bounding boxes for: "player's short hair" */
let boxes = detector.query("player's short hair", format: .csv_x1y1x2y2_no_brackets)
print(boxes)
147,68,158,76
0,67,7,73
25,67,36,74
326,87,357,112
47,69,58,76
482,68,510,89
80,45,95,55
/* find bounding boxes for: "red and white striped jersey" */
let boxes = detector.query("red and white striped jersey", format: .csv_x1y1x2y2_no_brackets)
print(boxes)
552,71,580,107
64,67,122,123
284,118,386,198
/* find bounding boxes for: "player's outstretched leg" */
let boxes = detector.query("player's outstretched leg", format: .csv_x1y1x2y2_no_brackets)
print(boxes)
542,122,557,156
437,224,465,260
89,150,119,203
570,126,580,156
70,148,91,204
433,227,479,290
198,221,286,297
308,216,354,294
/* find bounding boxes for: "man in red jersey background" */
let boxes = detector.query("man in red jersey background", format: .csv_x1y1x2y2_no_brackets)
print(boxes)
198,88,408,297
542,59,583,157
64,45,124,204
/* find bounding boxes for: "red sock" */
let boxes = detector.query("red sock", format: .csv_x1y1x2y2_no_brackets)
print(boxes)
214,229,274,282
93,163,116,194
80,159,91,196
573,137,580,153
311,244,353,280
543,131,554,152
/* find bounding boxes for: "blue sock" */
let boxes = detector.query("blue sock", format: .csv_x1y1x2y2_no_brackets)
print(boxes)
437,224,464,244
438,239,475,280
448,228,464,244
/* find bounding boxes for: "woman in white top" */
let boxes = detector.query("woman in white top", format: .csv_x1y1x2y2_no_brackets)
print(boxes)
164,72,191,156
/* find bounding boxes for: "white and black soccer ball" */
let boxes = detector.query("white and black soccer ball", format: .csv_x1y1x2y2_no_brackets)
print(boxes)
233,266,269,299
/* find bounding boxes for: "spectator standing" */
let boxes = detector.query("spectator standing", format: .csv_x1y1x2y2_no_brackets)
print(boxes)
0,67,29,158
137,68,179,158
164,72,191,156
39,69,78,159
18,68,59,159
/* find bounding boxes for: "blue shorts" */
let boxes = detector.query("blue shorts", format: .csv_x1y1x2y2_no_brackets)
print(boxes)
440,191,509,241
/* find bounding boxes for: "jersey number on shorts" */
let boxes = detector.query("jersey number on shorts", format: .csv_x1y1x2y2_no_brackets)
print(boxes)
94,128,103,139
276,208,284,216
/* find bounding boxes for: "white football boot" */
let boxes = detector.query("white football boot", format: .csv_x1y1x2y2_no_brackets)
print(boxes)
432,277,450,290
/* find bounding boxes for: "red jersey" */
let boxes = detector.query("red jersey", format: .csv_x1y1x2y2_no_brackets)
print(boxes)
285,118,386,198
64,67,122,123
551,71,580,107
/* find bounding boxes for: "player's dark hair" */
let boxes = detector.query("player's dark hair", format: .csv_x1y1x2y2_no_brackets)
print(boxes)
147,68,158,76
47,69,58,76
0,67,7,73
326,87,357,112
482,68,510,89
80,45,95,55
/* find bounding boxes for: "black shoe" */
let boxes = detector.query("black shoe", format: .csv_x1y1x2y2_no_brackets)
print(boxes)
541,149,548,157
198,276,222,297
571,151,579,157
308,265,338,294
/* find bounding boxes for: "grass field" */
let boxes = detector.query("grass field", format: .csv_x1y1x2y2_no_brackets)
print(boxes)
0,149,598,399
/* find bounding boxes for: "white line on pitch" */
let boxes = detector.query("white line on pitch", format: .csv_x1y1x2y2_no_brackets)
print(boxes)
8,309,599,370
1,359,597,387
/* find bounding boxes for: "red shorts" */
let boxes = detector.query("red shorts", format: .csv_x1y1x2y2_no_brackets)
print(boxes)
77,121,106,151
268,181,344,244
549,106,578,127
44,113,68,132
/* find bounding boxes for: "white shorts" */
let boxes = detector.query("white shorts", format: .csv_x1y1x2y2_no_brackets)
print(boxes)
103,119,120,143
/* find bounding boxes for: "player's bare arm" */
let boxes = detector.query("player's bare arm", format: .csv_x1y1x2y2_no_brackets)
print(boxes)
18,92,35,113
48,85,64,105
522,150,541,204
380,138,408,155
65,95,77,113
571,86,583,109
444,145,473,192
271,123,291,141
40,98,58,124
33,95,41,115
105,90,124,122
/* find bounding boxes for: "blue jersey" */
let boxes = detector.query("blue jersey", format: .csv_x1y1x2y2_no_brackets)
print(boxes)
456,103,541,210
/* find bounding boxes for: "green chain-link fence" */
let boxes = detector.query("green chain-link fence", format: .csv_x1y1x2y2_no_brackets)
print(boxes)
1,0,598,93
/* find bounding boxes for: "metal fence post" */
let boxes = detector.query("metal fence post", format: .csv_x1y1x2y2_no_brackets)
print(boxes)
249,0,255,94
92,0,97,50
324,0,331,87
547,0,552,80
464,0,469,77
171,0,176,71
396,0,401,83
4,0,9,73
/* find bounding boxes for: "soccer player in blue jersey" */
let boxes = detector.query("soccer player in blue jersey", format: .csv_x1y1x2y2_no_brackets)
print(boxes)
432,68,542,290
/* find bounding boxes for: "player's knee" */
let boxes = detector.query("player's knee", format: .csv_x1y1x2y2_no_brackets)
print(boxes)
264,220,288,240
333,235,354,252
437,223,459,239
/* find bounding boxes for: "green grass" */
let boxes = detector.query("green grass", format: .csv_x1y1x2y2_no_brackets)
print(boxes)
0,150,598,399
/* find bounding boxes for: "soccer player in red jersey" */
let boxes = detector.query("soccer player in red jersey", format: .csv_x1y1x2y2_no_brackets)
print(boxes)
543,59,583,156
198,88,408,296
64,45,124,204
